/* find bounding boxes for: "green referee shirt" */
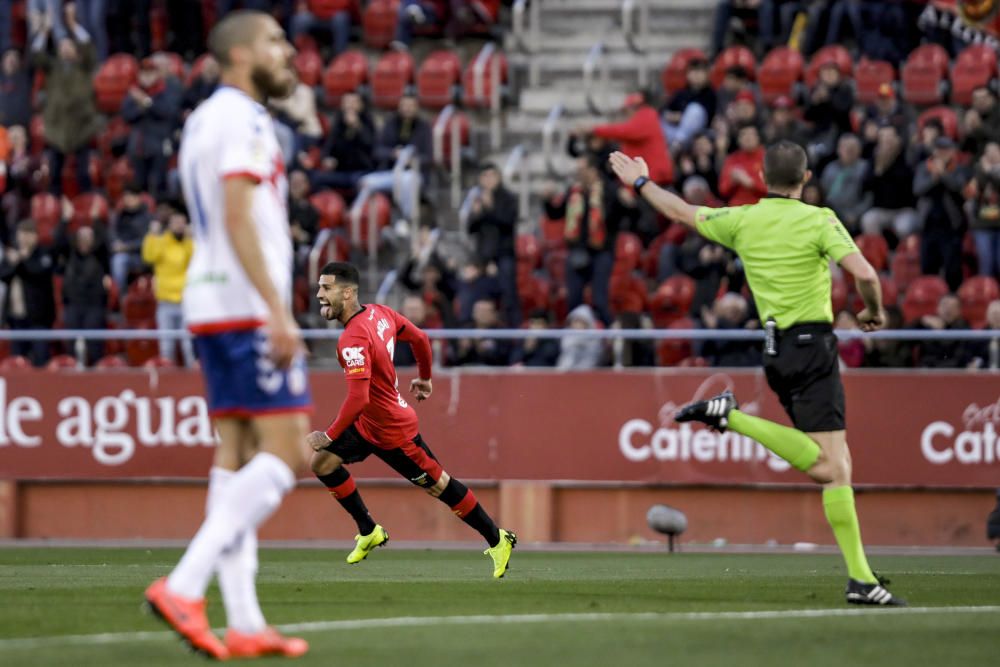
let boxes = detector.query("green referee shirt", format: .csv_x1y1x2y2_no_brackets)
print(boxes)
695,196,859,329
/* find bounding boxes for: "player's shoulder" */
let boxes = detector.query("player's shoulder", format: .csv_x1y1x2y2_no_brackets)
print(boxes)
194,87,268,131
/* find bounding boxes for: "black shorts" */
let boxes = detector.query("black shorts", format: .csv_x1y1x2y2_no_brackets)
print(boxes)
322,425,444,488
762,322,846,432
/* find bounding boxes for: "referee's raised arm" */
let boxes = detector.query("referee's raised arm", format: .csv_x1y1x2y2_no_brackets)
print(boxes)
609,152,700,227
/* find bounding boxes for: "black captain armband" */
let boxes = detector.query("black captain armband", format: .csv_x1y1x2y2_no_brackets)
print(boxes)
632,176,650,195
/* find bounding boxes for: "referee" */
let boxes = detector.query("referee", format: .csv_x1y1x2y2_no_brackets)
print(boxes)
610,142,904,606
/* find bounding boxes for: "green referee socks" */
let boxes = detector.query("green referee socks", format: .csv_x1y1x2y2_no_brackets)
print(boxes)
726,410,821,471
823,486,877,584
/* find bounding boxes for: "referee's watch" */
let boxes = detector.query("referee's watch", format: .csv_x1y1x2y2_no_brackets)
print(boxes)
632,176,650,195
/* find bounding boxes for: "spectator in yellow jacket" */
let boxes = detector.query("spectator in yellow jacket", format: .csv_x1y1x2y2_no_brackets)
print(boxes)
142,209,194,366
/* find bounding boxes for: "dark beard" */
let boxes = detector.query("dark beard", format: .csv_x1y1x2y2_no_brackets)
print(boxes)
251,64,295,100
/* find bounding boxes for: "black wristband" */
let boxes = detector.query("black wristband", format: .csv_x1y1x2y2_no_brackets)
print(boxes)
633,176,650,194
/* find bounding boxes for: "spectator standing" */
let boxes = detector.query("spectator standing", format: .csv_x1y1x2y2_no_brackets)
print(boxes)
0,220,55,366
698,292,759,367
467,163,519,326
107,0,151,58
557,304,604,370
0,50,32,129
110,183,153,295
544,154,639,325
967,142,1000,280
661,58,716,150
32,6,99,197
452,298,512,367
399,221,457,326
310,91,375,191
908,118,943,168
762,96,807,148
60,225,108,364
676,133,720,197
183,54,220,111
804,61,854,163
964,87,1000,158
76,0,109,60
291,0,352,55
819,134,870,232
913,137,971,291
287,170,319,270
1,127,42,241
511,310,560,367
861,125,917,239
586,91,674,187
719,124,767,206
358,94,429,222
911,293,972,368
141,209,194,366
864,84,911,137
121,58,183,199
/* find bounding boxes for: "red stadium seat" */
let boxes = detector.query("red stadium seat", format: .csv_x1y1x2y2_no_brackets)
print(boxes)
854,59,895,105
416,49,461,109
615,232,643,272
650,275,695,327
104,157,135,205
29,113,45,155
517,274,550,316
901,275,949,323
661,48,708,95
122,277,157,325
185,53,214,86
879,274,899,308
30,193,60,245
0,355,34,371
516,233,542,268
323,50,369,107
71,193,110,231
951,45,998,106
462,46,508,108
362,0,399,49
310,191,347,229
544,249,567,287
656,317,695,366
293,49,323,87
371,50,414,110
918,106,959,141
540,215,565,250
610,272,648,316
97,115,131,160
805,45,853,87
854,233,889,272
710,46,756,89
757,46,804,105
125,322,159,367
95,354,128,369
357,192,392,245
93,54,139,114
901,44,949,106
46,354,77,371
957,276,1000,328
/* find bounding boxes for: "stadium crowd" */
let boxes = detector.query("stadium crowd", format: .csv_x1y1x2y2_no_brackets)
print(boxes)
0,0,998,371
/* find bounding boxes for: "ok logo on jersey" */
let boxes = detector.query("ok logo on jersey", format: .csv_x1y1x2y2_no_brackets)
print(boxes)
342,346,366,371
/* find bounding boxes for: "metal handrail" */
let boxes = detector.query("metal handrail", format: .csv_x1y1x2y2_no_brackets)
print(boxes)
469,42,505,150
457,185,479,237
511,0,527,52
470,42,495,103
583,42,609,115
621,0,649,87
307,228,336,301
503,143,530,224
433,104,463,209
348,188,381,294
541,103,565,177
3,329,999,342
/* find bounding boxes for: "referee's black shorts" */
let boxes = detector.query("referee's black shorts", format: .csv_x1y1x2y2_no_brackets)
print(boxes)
762,322,846,432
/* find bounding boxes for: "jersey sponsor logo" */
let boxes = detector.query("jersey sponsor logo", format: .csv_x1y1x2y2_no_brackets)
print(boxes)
342,346,366,368
376,318,390,341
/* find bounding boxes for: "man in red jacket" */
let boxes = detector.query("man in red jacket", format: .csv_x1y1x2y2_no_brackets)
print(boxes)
585,91,674,186
719,124,767,206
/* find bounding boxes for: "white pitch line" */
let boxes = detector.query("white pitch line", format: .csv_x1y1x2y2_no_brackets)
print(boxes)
1,606,998,651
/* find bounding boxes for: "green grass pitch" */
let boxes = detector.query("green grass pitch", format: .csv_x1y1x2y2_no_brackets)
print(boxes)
1,547,998,666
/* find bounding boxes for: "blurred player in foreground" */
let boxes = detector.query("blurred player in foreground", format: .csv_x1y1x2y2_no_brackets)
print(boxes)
308,262,517,578
144,11,311,659
610,142,905,606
